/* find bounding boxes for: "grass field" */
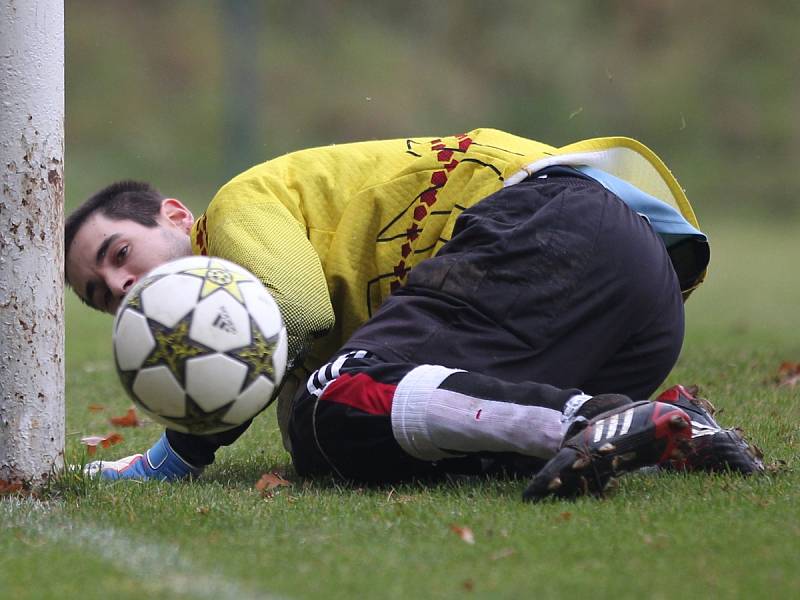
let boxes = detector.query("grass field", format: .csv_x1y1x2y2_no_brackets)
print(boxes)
2,219,799,599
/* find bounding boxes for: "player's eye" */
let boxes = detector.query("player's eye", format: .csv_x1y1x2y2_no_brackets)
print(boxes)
116,245,129,264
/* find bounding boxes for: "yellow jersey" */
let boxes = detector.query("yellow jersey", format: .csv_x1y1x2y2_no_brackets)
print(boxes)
190,128,701,377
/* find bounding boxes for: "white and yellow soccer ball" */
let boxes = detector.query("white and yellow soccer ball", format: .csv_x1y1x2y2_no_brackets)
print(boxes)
112,256,288,434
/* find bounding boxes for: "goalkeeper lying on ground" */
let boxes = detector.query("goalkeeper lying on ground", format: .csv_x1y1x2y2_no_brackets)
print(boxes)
64,128,762,500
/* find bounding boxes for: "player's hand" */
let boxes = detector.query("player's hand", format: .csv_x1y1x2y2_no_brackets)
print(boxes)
84,432,203,481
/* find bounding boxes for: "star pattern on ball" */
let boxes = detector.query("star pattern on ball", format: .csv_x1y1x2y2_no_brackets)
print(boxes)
166,396,237,434
142,314,212,385
184,259,251,304
230,318,278,388
125,290,143,312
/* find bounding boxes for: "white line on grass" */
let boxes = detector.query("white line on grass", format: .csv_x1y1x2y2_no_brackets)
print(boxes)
1,498,287,600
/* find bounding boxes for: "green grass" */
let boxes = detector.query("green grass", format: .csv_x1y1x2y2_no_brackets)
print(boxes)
2,219,799,599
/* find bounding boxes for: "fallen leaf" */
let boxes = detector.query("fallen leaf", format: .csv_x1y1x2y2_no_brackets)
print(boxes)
87,404,106,412
450,524,475,545
557,511,572,522
196,506,210,515
775,362,800,387
110,407,140,427
462,579,475,591
0,479,24,495
80,432,123,455
255,472,292,495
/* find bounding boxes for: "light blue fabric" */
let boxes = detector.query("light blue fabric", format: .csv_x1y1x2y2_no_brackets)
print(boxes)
576,165,707,242
85,432,203,481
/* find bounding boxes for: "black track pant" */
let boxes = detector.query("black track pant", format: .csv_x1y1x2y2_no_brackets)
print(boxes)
285,173,685,483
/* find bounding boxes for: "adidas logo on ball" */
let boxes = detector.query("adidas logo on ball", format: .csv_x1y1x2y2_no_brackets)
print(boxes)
212,306,237,334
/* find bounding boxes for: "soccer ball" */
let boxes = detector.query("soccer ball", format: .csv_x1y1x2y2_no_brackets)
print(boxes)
112,256,288,434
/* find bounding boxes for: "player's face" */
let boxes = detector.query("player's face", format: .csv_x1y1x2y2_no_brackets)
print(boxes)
66,199,194,314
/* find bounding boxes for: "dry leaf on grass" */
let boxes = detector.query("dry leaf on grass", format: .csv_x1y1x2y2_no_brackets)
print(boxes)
80,432,123,455
110,407,140,427
774,362,800,387
450,524,475,545
0,479,24,495
87,404,106,412
255,472,292,496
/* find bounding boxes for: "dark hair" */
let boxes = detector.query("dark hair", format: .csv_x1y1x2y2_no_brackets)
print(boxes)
64,180,166,294
64,180,165,264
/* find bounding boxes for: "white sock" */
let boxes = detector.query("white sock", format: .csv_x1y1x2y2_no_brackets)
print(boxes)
561,393,592,427
391,365,567,461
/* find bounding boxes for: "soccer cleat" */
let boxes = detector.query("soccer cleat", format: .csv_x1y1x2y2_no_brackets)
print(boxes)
84,432,203,481
523,401,692,502
656,385,764,475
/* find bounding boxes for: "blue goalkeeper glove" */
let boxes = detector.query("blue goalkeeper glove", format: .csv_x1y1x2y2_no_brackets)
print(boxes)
84,432,203,481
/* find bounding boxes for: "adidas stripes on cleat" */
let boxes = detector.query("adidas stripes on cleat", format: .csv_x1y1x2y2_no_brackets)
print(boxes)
656,385,764,475
572,393,634,422
523,401,692,502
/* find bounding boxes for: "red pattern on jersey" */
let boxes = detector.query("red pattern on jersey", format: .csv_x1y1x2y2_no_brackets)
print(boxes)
389,133,473,291
319,372,395,416
194,214,209,256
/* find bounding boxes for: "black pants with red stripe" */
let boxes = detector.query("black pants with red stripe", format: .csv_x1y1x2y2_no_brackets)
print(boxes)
286,173,685,483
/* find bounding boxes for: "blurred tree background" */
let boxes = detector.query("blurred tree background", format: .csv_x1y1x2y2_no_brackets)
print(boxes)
66,0,800,223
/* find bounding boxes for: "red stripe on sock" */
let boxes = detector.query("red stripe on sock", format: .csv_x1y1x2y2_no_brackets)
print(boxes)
319,372,395,416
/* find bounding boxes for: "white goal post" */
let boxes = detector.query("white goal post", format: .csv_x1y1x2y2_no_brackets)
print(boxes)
0,0,65,485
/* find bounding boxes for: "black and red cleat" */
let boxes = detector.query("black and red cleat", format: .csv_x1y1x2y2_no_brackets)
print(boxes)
523,401,692,502
656,385,764,475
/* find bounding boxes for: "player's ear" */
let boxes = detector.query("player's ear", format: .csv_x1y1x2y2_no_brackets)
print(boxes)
160,198,194,234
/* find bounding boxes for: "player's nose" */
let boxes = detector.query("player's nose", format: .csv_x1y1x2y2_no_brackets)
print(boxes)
106,274,137,314
122,274,137,294
111,272,137,298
